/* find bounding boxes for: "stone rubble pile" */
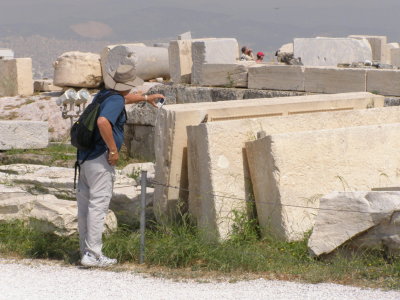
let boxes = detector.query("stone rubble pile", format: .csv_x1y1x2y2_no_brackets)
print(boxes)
0,184,117,236
0,162,155,233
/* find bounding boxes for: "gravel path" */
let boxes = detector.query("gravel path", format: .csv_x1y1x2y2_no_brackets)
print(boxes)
1,258,399,300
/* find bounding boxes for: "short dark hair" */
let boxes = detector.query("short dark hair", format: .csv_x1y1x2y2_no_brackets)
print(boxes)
241,46,247,53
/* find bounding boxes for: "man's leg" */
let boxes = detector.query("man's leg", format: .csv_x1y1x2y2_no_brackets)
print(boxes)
83,153,115,257
77,165,90,257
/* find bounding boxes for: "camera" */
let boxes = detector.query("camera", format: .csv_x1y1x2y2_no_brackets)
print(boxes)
157,98,165,108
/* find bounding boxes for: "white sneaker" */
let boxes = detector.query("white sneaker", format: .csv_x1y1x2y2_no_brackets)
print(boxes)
81,251,117,267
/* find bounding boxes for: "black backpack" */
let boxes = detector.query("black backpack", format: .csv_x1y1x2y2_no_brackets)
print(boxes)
70,90,119,151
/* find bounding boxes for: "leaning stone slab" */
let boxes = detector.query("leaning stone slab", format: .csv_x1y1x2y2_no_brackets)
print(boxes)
188,104,397,241
53,51,102,88
0,58,33,97
304,67,366,93
154,92,384,221
245,123,400,241
191,38,239,84
308,191,400,257
198,62,255,87
0,121,48,150
248,65,305,91
348,35,387,61
367,69,400,96
294,37,372,66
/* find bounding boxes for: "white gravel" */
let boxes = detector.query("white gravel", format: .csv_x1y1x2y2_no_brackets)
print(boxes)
1,258,399,300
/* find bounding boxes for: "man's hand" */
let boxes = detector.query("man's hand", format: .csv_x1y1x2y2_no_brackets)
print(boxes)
107,150,119,166
146,94,165,108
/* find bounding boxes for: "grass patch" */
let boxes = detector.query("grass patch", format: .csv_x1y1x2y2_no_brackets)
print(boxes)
1,143,76,166
1,214,399,289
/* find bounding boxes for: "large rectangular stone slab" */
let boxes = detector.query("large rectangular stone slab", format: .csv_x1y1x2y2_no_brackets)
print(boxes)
304,67,366,93
245,123,400,241
390,48,400,67
0,48,14,59
198,62,255,87
348,35,387,61
187,104,396,241
367,69,400,96
191,39,239,84
248,65,305,91
154,92,384,221
0,58,33,97
169,40,193,84
294,38,372,66
381,43,399,65
0,121,48,150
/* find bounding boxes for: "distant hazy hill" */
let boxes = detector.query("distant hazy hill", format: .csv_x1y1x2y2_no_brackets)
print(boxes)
0,35,168,79
1,0,397,79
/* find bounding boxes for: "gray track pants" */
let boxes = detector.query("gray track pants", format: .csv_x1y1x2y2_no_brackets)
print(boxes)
76,152,115,257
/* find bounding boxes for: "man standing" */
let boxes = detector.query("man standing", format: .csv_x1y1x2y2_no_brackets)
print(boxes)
78,48,164,267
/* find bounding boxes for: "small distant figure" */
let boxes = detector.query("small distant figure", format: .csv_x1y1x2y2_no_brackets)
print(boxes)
240,46,255,61
256,51,265,63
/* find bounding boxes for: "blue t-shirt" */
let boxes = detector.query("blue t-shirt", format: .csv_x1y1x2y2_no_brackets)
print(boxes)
78,89,126,161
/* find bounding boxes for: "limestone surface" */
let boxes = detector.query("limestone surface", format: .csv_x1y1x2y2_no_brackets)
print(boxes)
169,40,194,84
154,92,383,222
245,123,400,241
294,37,372,66
348,35,387,61
308,191,400,257
188,103,395,241
198,62,255,87
101,44,169,81
381,43,399,65
0,164,151,226
178,32,192,40
0,121,48,150
0,58,33,97
53,51,102,88
0,184,117,236
191,39,239,84
390,48,400,67
304,67,366,93
367,69,400,96
34,79,63,92
248,65,305,91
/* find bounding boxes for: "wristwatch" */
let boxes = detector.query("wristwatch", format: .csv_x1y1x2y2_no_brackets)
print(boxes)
110,151,117,155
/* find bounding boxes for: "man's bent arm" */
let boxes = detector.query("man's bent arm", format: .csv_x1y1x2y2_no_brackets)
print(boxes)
97,116,118,165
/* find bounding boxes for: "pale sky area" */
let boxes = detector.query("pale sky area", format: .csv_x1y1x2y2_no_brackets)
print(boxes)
1,0,400,77
1,0,399,51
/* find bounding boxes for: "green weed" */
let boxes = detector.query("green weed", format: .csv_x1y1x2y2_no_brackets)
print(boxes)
0,212,399,289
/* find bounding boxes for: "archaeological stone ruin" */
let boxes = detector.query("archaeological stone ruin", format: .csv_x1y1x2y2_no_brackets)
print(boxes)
1,33,400,257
